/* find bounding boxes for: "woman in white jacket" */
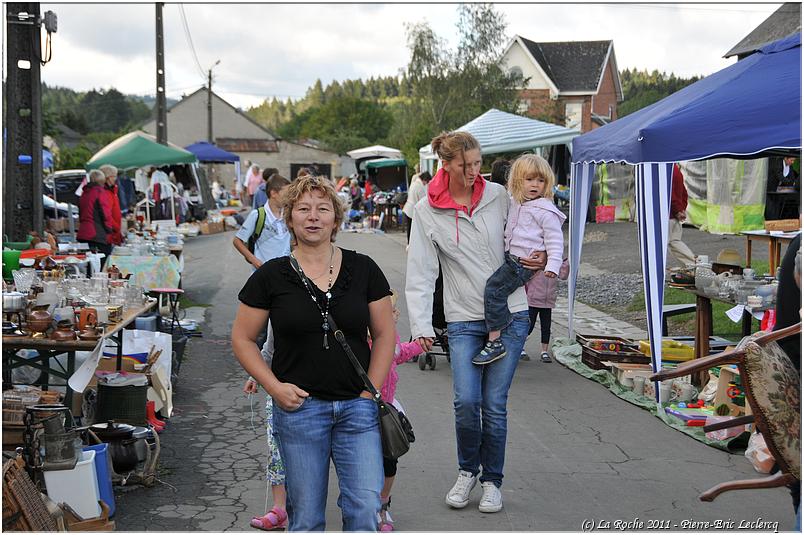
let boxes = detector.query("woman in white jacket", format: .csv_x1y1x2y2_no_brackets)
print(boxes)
405,131,545,514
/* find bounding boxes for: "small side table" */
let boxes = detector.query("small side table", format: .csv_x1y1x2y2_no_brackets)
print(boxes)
148,288,185,335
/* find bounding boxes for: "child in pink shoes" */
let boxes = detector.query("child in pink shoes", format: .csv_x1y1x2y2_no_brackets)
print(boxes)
377,291,424,531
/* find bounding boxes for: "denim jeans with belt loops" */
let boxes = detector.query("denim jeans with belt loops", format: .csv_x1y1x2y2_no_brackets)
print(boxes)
447,310,530,488
272,396,383,532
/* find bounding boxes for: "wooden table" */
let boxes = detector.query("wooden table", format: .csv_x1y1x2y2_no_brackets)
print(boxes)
743,230,800,274
2,299,156,409
671,286,770,386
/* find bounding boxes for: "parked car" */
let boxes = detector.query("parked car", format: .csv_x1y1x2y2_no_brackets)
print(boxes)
43,169,86,207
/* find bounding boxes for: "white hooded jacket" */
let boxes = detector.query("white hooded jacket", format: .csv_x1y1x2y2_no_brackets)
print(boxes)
405,169,527,340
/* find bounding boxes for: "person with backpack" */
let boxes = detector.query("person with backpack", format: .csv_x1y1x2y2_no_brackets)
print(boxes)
233,173,292,530
234,173,291,271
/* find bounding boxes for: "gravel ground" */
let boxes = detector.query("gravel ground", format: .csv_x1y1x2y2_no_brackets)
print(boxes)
557,273,644,308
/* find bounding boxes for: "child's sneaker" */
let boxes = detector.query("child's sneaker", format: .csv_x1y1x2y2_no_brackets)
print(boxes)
472,340,506,365
378,496,394,531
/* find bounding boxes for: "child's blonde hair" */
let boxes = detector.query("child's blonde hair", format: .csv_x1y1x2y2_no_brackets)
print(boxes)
389,289,398,308
508,154,555,203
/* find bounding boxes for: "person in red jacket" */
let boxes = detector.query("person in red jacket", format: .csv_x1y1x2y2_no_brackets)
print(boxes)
669,163,696,266
100,164,123,246
77,169,115,266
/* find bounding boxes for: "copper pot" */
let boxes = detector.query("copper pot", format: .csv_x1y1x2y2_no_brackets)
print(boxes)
27,304,53,335
78,324,101,341
50,320,77,341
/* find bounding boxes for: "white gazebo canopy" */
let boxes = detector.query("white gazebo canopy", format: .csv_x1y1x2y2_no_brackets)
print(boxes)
419,108,580,165
347,145,404,160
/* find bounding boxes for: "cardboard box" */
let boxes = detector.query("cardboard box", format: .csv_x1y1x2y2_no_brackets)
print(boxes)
199,220,224,235
47,217,68,233
764,219,800,232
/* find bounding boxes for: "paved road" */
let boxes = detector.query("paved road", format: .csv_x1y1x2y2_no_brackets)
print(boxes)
114,227,793,531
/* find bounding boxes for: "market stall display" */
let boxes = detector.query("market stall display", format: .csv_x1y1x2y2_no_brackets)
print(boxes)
569,33,801,392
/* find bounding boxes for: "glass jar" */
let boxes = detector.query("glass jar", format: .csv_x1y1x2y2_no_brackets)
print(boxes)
695,263,716,292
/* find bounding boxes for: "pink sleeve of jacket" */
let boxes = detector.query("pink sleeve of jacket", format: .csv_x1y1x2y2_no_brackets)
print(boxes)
537,211,565,275
396,340,424,364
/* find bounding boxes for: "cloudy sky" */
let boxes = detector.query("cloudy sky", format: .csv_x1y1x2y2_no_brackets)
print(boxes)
36,2,781,110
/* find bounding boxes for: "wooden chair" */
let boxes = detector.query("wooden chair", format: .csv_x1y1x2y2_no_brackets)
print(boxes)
650,322,801,502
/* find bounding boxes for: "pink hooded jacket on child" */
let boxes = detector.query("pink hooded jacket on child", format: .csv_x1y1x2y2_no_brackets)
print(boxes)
380,334,424,403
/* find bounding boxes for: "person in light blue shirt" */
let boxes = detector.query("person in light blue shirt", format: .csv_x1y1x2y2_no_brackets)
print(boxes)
234,173,291,271
233,172,292,530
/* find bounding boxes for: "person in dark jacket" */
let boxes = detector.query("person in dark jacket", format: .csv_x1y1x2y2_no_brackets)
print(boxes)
77,169,115,266
774,233,801,368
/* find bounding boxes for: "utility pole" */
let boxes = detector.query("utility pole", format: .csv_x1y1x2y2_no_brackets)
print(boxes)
207,59,220,143
155,2,167,145
4,3,44,240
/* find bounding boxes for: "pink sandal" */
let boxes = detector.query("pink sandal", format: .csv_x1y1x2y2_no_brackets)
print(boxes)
250,507,287,531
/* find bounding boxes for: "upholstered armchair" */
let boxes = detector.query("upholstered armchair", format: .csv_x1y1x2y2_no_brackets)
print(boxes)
650,322,801,501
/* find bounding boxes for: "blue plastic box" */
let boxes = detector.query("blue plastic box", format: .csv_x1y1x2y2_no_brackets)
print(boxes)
82,444,115,517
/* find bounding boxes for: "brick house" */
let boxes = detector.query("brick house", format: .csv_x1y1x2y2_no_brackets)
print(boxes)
499,36,623,133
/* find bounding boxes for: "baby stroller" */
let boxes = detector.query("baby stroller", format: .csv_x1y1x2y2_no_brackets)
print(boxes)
418,269,450,370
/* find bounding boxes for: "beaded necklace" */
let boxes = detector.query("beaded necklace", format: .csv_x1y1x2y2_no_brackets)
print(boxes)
291,245,335,349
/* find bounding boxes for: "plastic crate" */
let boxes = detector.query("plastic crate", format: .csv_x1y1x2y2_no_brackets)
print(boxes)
595,205,616,223
83,443,115,517
43,449,101,520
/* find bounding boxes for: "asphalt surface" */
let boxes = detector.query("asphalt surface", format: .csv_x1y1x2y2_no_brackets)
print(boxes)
113,225,794,532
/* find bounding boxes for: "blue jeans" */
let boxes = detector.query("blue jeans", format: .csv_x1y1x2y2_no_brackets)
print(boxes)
273,396,383,531
484,253,535,332
447,311,530,488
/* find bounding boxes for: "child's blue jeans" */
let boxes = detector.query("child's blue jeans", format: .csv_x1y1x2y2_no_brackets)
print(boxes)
484,252,536,332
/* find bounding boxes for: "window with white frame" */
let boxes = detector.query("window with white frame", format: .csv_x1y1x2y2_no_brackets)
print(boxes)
565,101,582,129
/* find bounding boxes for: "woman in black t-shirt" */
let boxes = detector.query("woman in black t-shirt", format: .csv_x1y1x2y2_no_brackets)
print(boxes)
232,175,395,532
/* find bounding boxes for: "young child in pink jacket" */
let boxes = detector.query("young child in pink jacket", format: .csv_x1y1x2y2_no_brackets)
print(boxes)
474,154,566,365
375,291,423,531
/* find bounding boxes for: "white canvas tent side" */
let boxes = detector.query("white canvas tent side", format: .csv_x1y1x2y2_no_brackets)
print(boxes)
418,109,580,173
347,145,404,161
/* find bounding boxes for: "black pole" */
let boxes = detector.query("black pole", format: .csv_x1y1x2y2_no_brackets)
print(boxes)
155,3,167,145
207,68,213,143
4,3,44,241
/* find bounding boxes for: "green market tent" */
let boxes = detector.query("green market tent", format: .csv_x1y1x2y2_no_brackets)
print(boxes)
364,158,407,170
364,158,408,191
86,131,198,170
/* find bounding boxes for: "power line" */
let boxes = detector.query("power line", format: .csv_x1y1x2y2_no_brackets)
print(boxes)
178,4,206,81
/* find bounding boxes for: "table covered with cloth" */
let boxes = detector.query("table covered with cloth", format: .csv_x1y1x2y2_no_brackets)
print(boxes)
106,254,182,290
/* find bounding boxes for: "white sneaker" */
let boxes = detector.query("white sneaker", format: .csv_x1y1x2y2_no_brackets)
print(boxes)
478,481,503,513
445,470,477,508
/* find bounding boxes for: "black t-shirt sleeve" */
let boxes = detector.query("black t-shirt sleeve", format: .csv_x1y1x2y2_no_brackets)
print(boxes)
238,261,277,310
364,254,392,303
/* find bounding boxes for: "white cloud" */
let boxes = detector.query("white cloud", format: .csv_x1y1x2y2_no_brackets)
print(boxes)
37,2,783,110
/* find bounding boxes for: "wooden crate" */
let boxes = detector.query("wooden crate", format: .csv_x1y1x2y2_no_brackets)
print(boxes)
581,345,651,371
575,334,637,352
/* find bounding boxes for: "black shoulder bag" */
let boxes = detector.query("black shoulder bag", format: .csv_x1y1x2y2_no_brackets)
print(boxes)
288,255,414,460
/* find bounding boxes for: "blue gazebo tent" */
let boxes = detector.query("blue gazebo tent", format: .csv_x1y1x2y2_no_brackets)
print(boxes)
184,141,240,163
568,33,801,398
185,141,241,196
